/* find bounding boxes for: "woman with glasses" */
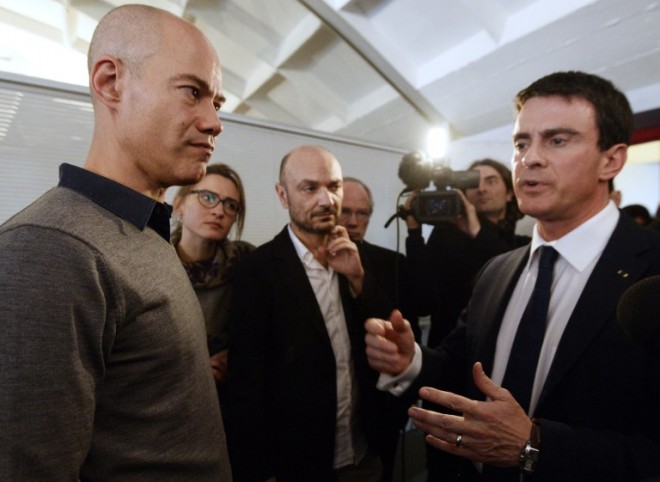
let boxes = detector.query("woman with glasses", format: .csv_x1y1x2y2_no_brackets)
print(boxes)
172,163,254,389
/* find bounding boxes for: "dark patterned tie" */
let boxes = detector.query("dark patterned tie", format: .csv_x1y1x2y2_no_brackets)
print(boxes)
501,245,559,413
482,246,559,481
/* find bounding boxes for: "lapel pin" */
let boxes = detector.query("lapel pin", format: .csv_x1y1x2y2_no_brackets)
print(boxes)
616,269,630,278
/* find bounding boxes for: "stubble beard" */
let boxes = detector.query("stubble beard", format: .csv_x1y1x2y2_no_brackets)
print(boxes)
291,208,337,235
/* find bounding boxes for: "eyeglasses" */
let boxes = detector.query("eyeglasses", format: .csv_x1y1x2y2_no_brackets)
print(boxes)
340,209,371,221
190,189,242,216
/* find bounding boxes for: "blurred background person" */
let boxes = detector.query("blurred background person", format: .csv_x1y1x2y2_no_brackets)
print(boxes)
339,176,419,482
406,158,530,348
340,176,420,341
404,158,530,482
621,203,653,226
172,163,254,391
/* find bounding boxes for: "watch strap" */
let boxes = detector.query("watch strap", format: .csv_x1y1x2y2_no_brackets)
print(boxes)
519,418,541,474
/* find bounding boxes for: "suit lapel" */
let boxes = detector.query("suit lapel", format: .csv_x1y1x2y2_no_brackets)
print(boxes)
465,247,529,401
537,215,653,408
271,226,334,343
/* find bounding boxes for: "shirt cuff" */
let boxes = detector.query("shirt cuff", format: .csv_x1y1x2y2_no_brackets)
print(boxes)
376,343,422,396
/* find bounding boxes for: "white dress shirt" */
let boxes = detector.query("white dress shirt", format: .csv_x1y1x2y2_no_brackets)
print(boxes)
491,201,619,414
379,202,620,412
288,226,366,468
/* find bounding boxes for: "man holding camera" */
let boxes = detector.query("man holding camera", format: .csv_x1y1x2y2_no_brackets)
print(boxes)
366,71,660,481
405,158,529,349
404,158,529,479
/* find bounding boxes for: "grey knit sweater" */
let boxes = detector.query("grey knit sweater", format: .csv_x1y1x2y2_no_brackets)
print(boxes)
0,184,232,480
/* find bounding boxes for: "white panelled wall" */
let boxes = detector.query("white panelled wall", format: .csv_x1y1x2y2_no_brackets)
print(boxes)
0,73,407,251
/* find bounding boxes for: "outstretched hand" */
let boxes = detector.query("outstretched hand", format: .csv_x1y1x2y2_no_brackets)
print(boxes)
365,309,416,375
408,362,532,467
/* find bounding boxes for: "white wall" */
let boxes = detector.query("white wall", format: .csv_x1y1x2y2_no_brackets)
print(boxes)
0,73,408,250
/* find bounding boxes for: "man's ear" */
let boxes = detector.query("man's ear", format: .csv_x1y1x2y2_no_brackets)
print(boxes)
600,143,627,183
275,183,288,209
89,56,123,109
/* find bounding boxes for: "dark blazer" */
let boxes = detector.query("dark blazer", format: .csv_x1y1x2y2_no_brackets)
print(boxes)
358,240,420,341
357,240,419,482
225,227,396,482
414,214,660,482
406,221,530,348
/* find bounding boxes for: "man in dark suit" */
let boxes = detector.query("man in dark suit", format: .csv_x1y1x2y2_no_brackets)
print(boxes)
339,176,420,341
338,177,419,482
225,145,395,482
364,71,660,481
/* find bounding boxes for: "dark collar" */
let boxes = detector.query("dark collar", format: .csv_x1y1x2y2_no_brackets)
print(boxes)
57,163,172,241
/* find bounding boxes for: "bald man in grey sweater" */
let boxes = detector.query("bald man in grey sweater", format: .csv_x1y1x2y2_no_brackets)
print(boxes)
0,5,231,480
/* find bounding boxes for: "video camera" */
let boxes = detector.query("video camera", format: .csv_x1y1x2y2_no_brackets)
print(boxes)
398,151,480,224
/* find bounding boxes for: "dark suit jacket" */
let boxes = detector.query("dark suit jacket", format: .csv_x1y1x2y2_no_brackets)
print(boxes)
413,213,660,482
358,240,420,341
225,227,396,482
406,221,530,348
357,240,420,482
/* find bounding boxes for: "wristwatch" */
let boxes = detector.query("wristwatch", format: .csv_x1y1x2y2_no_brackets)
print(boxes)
519,418,541,474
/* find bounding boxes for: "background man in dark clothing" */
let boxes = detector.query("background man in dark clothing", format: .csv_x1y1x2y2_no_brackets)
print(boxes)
405,159,530,348
226,146,396,482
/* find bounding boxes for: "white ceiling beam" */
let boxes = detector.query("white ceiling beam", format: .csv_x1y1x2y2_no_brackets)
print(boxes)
275,13,322,66
68,0,114,21
499,0,598,44
62,3,78,49
419,0,599,88
324,0,352,9
243,63,278,99
346,84,398,124
279,67,349,119
0,6,62,44
299,0,445,126
198,22,273,99
459,0,507,42
418,31,495,87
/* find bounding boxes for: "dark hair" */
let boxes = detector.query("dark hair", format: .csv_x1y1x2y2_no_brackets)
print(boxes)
515,71,633,151
172,163,247,240
621,204,652,226
468,158,523,230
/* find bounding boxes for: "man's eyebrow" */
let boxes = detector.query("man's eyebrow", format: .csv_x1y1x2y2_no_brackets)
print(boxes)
540,128,579,138
173,74,226,105
512,128,580,142
513,132,531,142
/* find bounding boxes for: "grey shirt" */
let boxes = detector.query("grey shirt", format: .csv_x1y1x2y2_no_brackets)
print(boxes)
0,164,232,481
